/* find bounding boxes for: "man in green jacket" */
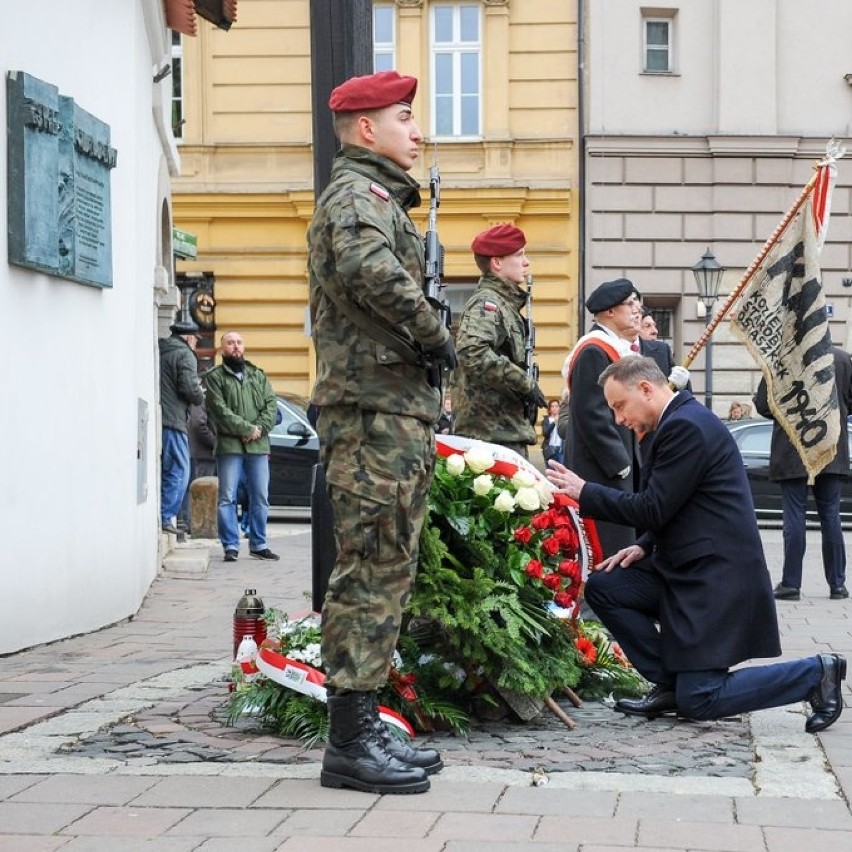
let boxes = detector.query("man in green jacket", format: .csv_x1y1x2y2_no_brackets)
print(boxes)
308,70,455,796
204,331,278,563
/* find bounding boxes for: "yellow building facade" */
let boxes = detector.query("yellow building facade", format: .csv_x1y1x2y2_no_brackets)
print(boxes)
173,0,579,399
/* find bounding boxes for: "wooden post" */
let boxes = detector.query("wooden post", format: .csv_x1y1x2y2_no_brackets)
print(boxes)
309,0,374,197
308,0,374,611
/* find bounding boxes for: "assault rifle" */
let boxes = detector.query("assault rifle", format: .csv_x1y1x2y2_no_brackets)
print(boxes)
423,158,452,393
523,273,540,426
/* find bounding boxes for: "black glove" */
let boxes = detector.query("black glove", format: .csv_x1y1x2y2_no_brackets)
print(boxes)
529,383,548,409
427,337,458,370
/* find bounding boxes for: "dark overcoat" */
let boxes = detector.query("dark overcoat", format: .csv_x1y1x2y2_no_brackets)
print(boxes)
566,325,640,555
639,337,675,375
580,391,781,672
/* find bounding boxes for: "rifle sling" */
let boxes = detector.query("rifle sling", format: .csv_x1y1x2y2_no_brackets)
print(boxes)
322,288,425,367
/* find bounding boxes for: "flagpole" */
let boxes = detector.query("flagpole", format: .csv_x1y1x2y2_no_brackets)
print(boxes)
680,168,822,370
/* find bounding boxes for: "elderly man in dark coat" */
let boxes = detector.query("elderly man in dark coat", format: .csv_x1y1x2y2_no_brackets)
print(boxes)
547,357,845,732
561,278,643,557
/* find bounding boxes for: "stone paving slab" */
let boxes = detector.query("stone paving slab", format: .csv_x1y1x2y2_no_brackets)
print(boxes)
0,525,849,852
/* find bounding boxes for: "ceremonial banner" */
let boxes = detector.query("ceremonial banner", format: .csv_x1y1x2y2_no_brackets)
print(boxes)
730,163,838,483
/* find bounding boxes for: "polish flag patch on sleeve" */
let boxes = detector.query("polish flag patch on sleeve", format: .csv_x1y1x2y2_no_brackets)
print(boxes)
369,182,390,201
482,301,499,312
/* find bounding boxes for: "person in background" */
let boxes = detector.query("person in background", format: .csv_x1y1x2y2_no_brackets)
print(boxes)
547,357,846,732
542,399,563,465
755,344,852,601
451,224,546,457
307,70,453,795
159,319,204,534
637,307,680,381
639,310,660,341
436,396,453,434
204,331,279,563
727,401,751,421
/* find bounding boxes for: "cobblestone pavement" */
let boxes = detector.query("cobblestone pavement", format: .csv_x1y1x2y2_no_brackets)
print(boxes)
65,681,753,779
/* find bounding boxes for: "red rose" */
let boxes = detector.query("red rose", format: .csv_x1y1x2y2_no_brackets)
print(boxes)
543,573,562,590
558,560,581,583
525,560,544,579
554,591,576,609
541,536,561,557
531,511,553,530
514,525,533,544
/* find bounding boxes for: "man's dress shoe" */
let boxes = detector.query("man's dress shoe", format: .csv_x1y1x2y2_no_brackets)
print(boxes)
806,653,846,733
614,685,677,719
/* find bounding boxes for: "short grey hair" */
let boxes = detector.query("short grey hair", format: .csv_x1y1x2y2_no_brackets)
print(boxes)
598,356,667,389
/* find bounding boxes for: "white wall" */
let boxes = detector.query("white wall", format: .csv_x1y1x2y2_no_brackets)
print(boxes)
584,0,852,415
588,0,852,138
0,1,176,653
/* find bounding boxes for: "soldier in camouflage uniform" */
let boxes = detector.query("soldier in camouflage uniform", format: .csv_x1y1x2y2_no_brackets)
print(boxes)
307,71,457,795
451,224,547,457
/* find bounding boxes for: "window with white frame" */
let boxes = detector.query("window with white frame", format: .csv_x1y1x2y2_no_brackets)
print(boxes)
431,3,481,138
171,31,184,139
642,10,675,73
373,3,396,72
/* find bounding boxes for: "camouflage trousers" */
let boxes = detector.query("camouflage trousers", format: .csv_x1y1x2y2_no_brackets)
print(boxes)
317,406,435,692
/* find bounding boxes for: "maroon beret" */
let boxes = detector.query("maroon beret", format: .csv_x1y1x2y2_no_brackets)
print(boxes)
329,71,418,112
471,224,526,257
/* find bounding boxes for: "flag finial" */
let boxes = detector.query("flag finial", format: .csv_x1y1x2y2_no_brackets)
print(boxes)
822,137,846,165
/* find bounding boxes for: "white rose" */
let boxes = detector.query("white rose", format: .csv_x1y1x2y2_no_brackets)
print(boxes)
515,486,541,511
445,453,466,476
536,481,555,508
511,469,536,488
494,490,516,513
473,474,494,496
464,445,494,474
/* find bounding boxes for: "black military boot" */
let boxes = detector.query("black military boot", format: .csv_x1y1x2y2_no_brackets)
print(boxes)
367,693,443,775
321,691,430,794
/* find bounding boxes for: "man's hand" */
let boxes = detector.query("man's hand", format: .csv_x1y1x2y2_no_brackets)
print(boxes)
242,425,262,443
427,337,458,370
545,459,586,500
529,383,548,409
592,543,647,573
668,365,690,391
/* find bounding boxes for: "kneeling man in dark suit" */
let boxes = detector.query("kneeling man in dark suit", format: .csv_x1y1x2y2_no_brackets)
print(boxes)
546,357,845,732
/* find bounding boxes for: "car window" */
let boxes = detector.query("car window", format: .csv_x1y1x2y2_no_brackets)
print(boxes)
737,425,770,454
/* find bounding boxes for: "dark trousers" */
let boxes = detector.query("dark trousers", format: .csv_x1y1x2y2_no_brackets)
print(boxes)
584,562,822,719
781,475,846,591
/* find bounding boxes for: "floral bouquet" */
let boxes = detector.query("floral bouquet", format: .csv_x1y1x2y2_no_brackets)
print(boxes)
226,437,646,742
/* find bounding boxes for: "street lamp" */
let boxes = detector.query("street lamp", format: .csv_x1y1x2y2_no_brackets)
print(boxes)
691,248,725,410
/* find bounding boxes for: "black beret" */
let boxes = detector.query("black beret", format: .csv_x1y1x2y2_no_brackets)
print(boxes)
586,278,641,314
170,319,200,336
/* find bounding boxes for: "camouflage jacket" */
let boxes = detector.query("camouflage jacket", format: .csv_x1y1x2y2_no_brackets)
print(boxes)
308,145,448,424
451,272,536,445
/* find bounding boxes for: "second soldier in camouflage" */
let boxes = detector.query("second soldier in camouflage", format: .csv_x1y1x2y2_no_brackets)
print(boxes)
451,224,547,457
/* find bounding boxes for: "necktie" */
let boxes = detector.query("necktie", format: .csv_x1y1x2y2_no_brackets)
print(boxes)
630,342,640,352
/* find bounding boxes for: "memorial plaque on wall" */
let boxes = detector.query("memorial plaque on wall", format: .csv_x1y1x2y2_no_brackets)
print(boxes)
6,71,117,288
6,72,61,273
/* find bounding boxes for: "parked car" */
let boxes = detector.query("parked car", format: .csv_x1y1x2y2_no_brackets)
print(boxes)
268,395,319,509
725,419,852,526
